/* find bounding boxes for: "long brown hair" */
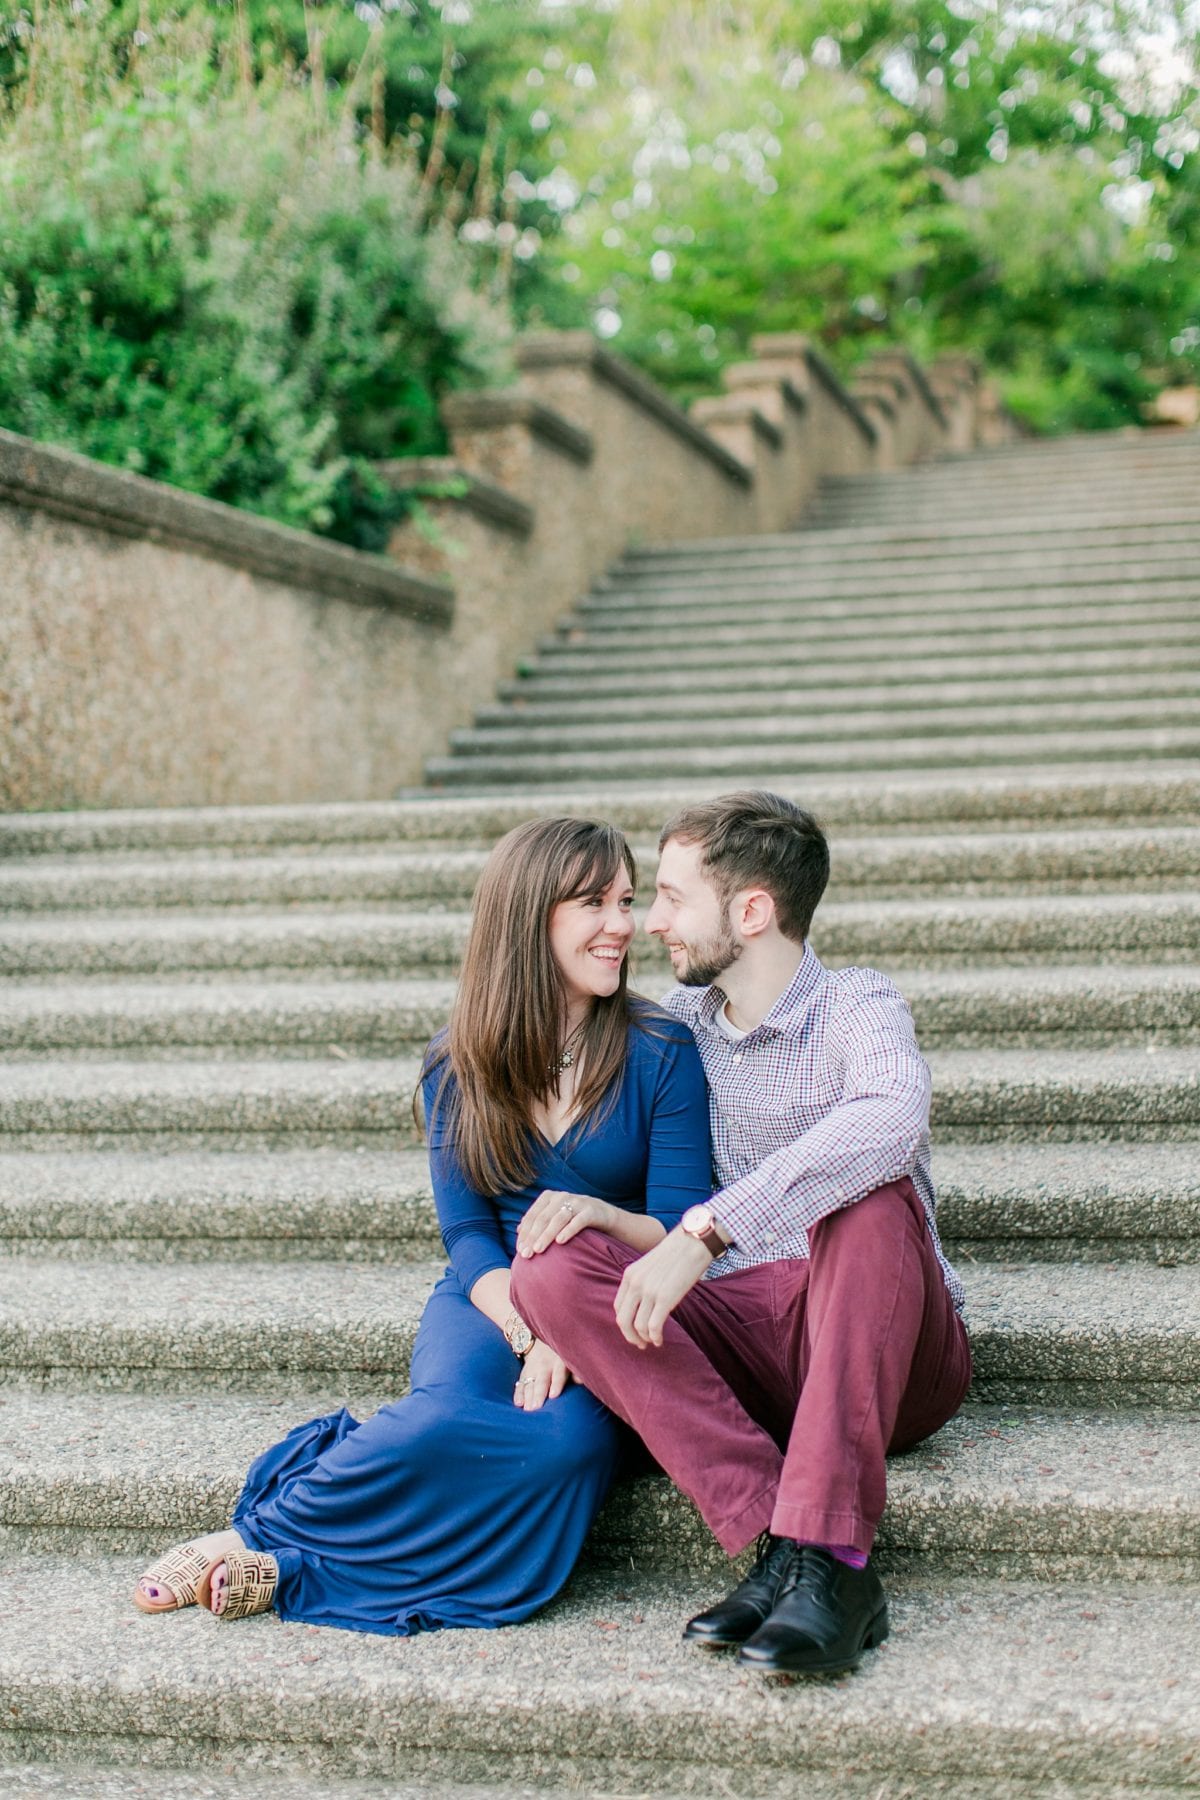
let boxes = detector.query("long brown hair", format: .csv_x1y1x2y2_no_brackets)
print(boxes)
420,817,639,1195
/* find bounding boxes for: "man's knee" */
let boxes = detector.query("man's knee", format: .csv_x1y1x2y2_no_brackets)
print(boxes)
509,1231,628,1337
510,1235,588,1333
814,1179,923,1247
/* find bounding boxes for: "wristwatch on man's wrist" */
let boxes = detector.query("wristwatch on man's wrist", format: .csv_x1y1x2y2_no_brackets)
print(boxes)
680,1204,729,1260
503,1311,535,1357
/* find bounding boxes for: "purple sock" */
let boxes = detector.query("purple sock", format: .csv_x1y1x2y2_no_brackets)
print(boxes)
800,1540,868,1570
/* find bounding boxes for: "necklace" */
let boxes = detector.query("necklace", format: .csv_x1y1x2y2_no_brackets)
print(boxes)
551,1020,586,1078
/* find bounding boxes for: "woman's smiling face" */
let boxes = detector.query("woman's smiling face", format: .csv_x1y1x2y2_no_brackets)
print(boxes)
548,869,636,1013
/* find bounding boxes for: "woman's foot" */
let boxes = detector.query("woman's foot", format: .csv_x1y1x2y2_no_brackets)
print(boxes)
209,1559,230,1617
196,1546,279,1620
134,1528,244,1612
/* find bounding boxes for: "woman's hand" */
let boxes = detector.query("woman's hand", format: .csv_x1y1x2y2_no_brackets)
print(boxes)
513,1339,571,1411
516,1189,613,1259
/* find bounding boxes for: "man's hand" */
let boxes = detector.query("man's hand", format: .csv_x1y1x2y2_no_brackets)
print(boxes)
614,1228,713,1348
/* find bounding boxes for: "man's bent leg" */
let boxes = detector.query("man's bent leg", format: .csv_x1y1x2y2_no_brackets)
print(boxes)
512,1233,786,1555
770,1180,971,1557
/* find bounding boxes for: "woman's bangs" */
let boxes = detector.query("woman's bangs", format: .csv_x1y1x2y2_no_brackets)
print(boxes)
558,828,636,904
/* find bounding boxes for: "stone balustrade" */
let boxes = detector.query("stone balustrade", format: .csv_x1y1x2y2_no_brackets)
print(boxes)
0,331,1012,809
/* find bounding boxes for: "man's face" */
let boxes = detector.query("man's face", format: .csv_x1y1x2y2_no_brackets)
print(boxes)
645,836,742,987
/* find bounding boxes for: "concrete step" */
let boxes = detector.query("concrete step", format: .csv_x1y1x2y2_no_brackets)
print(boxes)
4,892,1198,980
0,1253,1197,1405
804,481,1200,515
479,666,1200,727
631,504,1200,560
1,959,1196,1057
804,476,1200,516
1,1390,1194,1581
0,1141,1195,1267
4,768,1197,861
0,1047,1195,1149
586,562,1200,612
933,1141,1200,1264
451,695,1200,758
499,643,1200,702
617,519,1200,575
818,456,1200,492
425,725,1200,787
0,1770,580,1800
800,497,1200,532
0,851,493,915
897,961,1200,1045
0,1558,1195,1795
4,824,1200,915
0,1149,441,1262
0,1255,439,1397
812,466,1200,500
529,615,1200,674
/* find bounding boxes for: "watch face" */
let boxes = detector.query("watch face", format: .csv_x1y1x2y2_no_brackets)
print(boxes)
682,1204,715,1235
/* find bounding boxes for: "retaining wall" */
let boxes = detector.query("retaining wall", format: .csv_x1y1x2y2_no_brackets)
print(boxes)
1,334,1003,810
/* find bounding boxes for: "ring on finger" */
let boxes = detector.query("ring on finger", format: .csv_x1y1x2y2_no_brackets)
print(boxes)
558,1200,575,1216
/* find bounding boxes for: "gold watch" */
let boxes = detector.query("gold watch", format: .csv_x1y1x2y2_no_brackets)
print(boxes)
503,1311,535,1357
680,1204,728,1259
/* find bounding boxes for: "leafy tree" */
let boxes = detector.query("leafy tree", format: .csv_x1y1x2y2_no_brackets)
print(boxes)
540,0,1200,427
0,3,514,545
1,0,602,312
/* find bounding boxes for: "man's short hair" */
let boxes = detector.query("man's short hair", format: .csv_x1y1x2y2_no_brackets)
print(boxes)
659,790,830,945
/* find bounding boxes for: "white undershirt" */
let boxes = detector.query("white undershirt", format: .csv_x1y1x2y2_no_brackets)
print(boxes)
712,997,750,1043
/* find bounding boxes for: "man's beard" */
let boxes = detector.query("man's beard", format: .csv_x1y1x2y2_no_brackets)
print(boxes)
673,918,742,988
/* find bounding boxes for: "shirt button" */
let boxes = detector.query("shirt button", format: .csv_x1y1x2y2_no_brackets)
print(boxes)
732,1052,743,1063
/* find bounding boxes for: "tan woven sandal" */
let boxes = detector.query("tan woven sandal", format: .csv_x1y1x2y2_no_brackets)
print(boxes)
196,1548,279,1621
133,1539,219,1614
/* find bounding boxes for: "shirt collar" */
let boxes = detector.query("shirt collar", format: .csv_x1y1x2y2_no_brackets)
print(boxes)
696,942,826,1037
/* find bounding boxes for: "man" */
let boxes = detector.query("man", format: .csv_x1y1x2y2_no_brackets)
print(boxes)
511,790,970,1675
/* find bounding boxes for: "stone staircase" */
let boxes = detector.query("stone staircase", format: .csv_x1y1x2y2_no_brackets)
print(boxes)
1,427,1199,1796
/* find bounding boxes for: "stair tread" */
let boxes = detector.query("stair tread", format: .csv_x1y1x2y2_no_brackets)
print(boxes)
0,1254,1196,1348
0,1042,1196,1087
425,733,1200,790
3,766,1197,858
5,828,1200,919
0,1554,1195,1790
4,948,1200,1003
7,900,1200,986
0,1143,1195,1259
1,1394,1195,1571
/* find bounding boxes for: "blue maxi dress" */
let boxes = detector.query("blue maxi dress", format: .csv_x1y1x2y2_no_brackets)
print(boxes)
232,1015,712,1636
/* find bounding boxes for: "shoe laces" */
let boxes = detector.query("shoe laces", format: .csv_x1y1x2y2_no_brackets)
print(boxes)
778,1543,835,1604
747,1530,806,1590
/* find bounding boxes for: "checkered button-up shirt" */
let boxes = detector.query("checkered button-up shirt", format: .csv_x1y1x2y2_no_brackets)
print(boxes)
660,945,965,1313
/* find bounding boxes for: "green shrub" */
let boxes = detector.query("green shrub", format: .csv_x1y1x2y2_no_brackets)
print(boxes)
0,6,513,546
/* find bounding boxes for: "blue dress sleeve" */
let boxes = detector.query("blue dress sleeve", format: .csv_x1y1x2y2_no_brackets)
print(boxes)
423,1064,511,1298
641,1025,714,1231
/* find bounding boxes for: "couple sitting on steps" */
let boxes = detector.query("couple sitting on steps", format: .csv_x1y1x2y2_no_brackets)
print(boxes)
134,790,971,1678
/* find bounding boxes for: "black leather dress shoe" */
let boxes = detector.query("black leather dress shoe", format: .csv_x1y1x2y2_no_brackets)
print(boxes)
737,1546,889,1674
682,1533,800,1647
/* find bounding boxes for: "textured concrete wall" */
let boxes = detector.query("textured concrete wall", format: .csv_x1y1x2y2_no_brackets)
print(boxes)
0,502,454,810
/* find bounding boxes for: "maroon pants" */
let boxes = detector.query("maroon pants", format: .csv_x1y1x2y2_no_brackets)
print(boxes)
510,1179,972,1558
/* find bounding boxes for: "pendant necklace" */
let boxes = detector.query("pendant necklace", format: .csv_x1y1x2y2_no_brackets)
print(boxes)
551,1020,587,1079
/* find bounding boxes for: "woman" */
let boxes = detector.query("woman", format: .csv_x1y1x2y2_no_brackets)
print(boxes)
133,816,712,1634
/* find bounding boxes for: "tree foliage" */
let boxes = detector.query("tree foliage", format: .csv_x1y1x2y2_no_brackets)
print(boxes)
540,1,1200,428
0,4,514,545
